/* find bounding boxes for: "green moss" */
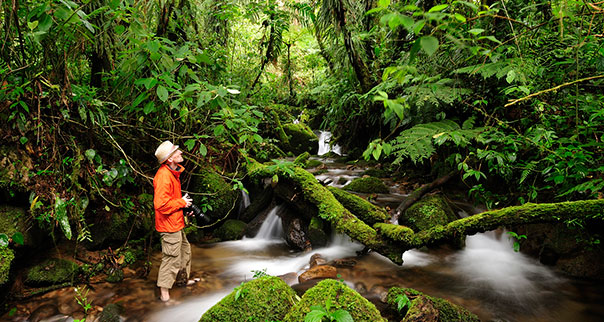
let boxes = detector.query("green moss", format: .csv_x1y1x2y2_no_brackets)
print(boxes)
282,123,319,155
190,167,238,221
343,177,389,194
387,287,479,322
328,187,389,225
25,258,79,286
283,279,386,322
215,219,247,241
0,247,15,285
306,159,323,169
200,276,297,322
98,303,123,322
402,195,457,232
374,223,415,246
294,152,311,167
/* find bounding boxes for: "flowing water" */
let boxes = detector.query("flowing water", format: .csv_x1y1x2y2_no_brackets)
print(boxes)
5,134,604,321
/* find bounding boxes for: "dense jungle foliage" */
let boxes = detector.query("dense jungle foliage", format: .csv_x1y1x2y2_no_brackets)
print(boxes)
0,0,603,281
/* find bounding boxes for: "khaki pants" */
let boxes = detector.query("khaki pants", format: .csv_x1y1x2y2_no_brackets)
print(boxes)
157,230,191,289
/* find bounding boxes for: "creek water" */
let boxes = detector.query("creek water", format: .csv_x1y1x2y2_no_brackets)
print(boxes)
5,141,604,322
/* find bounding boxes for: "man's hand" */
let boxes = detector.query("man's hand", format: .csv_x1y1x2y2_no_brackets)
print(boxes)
182,193,193,207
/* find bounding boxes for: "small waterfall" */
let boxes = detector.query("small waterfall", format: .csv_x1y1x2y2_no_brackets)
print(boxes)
317,131,342,156
253,206,284,240
238,189,250,215
451,231,561,304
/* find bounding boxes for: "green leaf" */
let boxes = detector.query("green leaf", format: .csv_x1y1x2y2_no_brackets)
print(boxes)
331,310,354,322
27,20,39,31
114,25,125,34
378,0,390,8
85,149,96,161
506,70,516,83
214,125,225,136
199,144,207,156
0,234,8,247
157,85,169,102
413,20,426,35
454,13,466,22
304,310,326,322
143,101,156,115
429,4,448,12
184,139,195,151
54,196,72,240
479,35,502,44
11,232,24,245
468,28,485,35
19,137,28,144
420,36,439,56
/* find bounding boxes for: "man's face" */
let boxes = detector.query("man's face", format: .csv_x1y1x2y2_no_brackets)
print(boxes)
168,149,184,164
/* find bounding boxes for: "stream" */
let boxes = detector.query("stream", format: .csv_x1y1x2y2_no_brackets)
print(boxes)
5,133,604,321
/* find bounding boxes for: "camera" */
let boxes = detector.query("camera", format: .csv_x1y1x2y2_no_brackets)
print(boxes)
184,204,211,224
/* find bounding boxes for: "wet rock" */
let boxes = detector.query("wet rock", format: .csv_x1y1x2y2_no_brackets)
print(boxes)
307,217,328,248
105,267,124,283
284,217,310,251
387,287,479,322
28,304,59,322
244,199,276,237
200,276,297,322
354,281,367,294
25,258,79,286
309,253,327,268
331,257,357,268
239,187,273,223
284,279,386,322
278,272,298,285
98,303,123,322
343,176,389,194
281,123,319,155
215,219,247,241
402,194,458,232
298,265,337,283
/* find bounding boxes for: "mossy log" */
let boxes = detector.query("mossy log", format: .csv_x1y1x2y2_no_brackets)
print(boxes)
247,159,604,264
379,199,604,250
247,160,405,264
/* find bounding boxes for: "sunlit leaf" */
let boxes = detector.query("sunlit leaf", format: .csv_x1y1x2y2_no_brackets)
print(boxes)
420,36,439,56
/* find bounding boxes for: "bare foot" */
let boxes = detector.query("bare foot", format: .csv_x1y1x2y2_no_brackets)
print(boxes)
159,287,170,302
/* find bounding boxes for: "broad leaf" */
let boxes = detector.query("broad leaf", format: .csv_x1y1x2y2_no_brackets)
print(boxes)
12,232,24,245
420,36,439,56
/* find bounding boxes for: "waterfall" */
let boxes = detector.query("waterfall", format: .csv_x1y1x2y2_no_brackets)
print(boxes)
253,206,284,240
317,131,342,156
238,189,250,215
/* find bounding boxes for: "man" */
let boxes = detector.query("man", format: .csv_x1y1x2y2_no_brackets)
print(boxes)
153,140,195,302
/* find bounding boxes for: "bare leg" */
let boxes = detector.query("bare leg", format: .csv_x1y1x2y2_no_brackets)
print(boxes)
160,287,170,302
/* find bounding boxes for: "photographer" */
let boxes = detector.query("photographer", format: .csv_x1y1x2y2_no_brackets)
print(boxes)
153,140,198,302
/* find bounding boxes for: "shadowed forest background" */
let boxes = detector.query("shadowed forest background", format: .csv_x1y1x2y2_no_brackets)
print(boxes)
0,0,603,321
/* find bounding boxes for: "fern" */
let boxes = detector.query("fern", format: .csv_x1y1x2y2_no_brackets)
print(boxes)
390,119,482,164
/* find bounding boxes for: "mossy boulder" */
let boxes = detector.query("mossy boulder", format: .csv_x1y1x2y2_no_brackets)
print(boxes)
190,167,238,221
402,194,457,232
25,258,79,286
343,177,389,194
0,247,15,286
306,159,323,169
362,168,389,178
200,276,297,322
0,145,34,191
282,123,319,155
307,217,328,248
283,279,386,322
294,152,311,167
214,219,247,241
328,187,389,225
387,287,479,322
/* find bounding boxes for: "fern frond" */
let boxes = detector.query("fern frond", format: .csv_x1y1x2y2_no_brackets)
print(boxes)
390,120,461,164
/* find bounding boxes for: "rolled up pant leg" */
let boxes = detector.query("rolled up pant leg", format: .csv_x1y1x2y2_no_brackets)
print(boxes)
157,231,183,289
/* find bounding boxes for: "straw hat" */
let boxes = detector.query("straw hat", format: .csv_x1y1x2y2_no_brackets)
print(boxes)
155,140,179,164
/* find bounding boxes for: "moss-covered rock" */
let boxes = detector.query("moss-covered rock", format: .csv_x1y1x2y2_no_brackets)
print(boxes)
200,276,297,322
214,219,247,241
306,159,323,169
105,267,124,283
25,258,79,286
362,168,389,178
190,167,238,221
0,145,34,191
294,152,311,167
98,303,123,322
308,217,328,248
283,279,386,322
387,287,479,322
282,123,319,155
0,247,15,286
402,194,457,232
343,177,389,194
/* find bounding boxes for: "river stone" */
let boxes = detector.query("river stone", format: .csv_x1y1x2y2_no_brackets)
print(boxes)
200,276,297,322
214,219,247,241
387,287,479,322
401,194,457,232
309,253,327,268
284,279,387,322
343,176,389,194
98,303,123,322
28,304,59,322
298,265,337,283
285,217,310,251
25,258,79,286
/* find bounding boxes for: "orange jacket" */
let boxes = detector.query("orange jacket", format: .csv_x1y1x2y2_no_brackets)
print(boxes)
153,164,186,232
